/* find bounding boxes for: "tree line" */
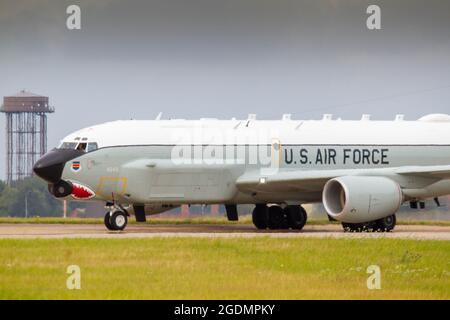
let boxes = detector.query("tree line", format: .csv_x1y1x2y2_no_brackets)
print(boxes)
0,177,64,217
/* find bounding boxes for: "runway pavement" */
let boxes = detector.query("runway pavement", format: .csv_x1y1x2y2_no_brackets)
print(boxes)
0,223,449,240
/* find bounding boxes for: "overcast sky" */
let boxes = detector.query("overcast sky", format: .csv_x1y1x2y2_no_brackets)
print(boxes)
1,0,450,179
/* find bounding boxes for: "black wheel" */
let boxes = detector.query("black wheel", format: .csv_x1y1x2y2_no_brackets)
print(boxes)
104,212,114,230
342,222,367,232
268,206,287,230
109,210,128,231
252,204,268,229
375,214,396,232
284,205,307,230
342,220,379,232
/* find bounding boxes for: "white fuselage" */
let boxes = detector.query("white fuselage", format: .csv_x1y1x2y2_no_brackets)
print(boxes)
53,115,450,206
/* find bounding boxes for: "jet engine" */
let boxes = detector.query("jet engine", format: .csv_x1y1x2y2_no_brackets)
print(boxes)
322,176,403,223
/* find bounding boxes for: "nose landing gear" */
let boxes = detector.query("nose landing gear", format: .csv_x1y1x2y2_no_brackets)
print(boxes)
104,209,128,231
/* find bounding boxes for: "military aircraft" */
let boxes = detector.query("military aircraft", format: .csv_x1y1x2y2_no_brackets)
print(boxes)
33,113,450,232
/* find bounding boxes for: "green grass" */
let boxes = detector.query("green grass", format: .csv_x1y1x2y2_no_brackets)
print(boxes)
1,216,449,226
0,237,449,299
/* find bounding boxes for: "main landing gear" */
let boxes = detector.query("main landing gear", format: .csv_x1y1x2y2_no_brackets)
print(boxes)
104,209,129,231
252,204,307,231
342,214,396,232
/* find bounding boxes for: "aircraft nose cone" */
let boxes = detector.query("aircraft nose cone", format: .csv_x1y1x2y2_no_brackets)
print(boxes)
33,148,85,183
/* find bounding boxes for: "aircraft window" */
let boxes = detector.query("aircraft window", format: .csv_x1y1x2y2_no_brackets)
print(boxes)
59,142,78,149
76,143,87,152
87,142,98,152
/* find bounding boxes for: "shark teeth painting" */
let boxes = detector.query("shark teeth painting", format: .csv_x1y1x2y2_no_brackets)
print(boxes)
71,182,95,200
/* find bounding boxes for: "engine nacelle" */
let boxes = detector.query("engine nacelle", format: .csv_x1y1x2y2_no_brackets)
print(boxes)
322,176,403,223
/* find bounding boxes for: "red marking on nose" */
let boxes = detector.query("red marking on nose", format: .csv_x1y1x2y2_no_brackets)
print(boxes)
71,183,95,199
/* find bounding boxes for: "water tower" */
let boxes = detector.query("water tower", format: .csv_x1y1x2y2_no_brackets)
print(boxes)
1,90,54,185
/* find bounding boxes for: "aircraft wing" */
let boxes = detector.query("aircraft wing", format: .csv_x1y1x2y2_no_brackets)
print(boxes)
236,169,350,193
395,165,450,179
235,165,450,194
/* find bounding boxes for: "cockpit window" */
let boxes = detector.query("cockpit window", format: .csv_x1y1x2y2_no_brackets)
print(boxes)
76,143,87,152
58,141,98,152
87,142,98,152
59,142,78,149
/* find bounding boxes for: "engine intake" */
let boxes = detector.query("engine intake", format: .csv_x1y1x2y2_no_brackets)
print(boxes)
323,176,402,223
48,180,73,198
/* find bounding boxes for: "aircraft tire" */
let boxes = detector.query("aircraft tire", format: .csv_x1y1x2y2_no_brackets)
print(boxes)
374,214,396,232
252,204,268,229
343,214,396,232
104,212,114,230
285,205,307,230
342,222,367,232
109,210,128,231
342,220,379,232
267,205,286,230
